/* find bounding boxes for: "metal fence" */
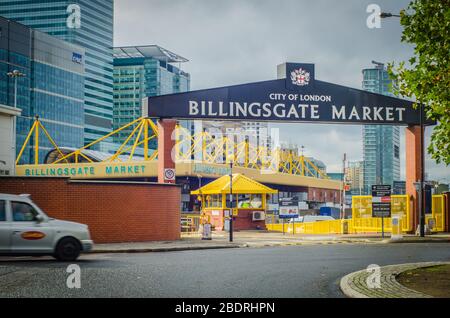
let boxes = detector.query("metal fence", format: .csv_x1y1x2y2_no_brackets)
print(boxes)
181,214,202,237
267,195,448,235
351,195,412,233
431,195,445,232
188,195,446,236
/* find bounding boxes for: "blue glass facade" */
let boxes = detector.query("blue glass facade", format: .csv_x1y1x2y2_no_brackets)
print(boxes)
362,63,401,193
0,51,31,118
0,16,85,164
113,46,190,147
0,0,114,146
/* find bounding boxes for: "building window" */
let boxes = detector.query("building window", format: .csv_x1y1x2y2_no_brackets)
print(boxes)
394,145,400,159
237,194,263,209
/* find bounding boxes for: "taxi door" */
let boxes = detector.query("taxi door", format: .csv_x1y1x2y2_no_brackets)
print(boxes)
0,200,10,253
9,201,55,254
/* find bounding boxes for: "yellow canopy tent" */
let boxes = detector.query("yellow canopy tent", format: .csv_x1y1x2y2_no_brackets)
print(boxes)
191,174,277,231
191,173,278,195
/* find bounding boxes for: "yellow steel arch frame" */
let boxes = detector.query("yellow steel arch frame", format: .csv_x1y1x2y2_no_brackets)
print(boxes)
16,117,68,165
17,117,328,179
173,127,329,179
17,117,159,166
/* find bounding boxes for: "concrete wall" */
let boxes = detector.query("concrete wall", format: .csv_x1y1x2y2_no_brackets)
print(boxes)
0,106,21,175
0,177,181,243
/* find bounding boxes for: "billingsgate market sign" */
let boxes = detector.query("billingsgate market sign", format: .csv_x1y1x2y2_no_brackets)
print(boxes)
146,63,434,126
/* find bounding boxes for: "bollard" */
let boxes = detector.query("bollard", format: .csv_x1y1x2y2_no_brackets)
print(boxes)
391,215,403,241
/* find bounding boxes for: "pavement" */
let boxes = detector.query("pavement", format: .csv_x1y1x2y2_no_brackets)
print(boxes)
340,262,450,298
1,244,449,297
92,231,450,253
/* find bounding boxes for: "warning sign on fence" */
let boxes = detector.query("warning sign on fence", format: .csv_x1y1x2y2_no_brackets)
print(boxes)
372,185,392,218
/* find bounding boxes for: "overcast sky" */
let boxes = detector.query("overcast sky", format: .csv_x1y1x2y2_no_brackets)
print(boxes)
114,0,449,182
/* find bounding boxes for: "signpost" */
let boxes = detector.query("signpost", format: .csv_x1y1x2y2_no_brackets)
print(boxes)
279,198,299,235
372,185,392,238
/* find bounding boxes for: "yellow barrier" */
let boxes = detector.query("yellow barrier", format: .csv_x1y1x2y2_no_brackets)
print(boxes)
266,220,349,235
431,195,445,232
266,195,413,235
351,195,411,233
352,196,373,218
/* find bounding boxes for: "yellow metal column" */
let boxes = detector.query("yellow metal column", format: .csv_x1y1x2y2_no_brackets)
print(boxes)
34,119,39,165
144,119,149,161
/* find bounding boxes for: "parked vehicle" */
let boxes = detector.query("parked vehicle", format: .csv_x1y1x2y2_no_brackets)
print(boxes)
0,194,93,261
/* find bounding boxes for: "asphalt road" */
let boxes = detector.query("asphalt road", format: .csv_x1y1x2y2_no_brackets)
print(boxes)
0,244,449,298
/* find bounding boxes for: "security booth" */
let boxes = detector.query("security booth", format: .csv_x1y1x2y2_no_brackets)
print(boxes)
191,174,278,231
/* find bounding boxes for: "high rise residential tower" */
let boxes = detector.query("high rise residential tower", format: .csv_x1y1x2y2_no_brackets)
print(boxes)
345,161,364,195
362,61,401,193
0,0,114,146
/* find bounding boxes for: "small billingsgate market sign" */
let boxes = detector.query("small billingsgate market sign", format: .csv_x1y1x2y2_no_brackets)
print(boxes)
15,162,157,179
146,63,434,126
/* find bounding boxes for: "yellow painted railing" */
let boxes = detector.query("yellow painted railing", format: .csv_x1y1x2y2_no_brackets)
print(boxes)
181,214,201,237
266,194,449,235
351,195,411,233
267,195,413,235
266,220,350,235
180,213,212,237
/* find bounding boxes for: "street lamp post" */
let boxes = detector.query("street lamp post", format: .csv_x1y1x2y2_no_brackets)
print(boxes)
380,12,401,18
419,103,425,237
197,174,203,209
7,70,26,109
229,160,234,242
380,12,426,237
6,70,26,175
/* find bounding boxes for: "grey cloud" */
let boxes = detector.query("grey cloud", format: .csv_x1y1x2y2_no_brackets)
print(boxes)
115,0,449,182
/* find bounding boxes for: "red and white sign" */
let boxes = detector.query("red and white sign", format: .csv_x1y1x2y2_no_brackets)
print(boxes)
381,196,391,203
164,168,176,182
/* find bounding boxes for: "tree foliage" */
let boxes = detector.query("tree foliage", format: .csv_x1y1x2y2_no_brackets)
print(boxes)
388,0,450,165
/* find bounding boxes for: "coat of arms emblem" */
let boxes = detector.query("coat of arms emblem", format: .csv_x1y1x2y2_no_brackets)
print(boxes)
291,68,310,86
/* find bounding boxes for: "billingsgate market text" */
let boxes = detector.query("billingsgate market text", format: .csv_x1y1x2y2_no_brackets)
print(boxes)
188,94,407,122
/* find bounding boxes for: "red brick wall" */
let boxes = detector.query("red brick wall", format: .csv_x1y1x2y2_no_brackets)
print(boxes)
204,209,265,231
405,126,423,231
158,119,177,184
0,178,181,243
233,210,265,231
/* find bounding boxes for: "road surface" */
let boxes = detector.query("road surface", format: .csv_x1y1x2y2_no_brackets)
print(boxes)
1,243,449,298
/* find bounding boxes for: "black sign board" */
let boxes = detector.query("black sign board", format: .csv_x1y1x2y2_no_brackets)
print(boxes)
146,63,435,126
279,197,299,219
372,185,392,218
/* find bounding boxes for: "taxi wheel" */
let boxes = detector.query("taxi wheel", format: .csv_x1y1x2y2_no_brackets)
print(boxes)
54,238,81,262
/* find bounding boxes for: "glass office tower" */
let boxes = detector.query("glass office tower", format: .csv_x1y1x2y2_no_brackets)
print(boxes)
0,0,114,146
0,16,85,164
113,46,190,147
362,62,401,194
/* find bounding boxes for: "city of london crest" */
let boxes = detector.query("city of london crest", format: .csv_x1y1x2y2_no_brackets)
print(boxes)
291,68,310,86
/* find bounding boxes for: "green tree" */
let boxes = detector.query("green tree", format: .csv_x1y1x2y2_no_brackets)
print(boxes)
388,0,450,165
